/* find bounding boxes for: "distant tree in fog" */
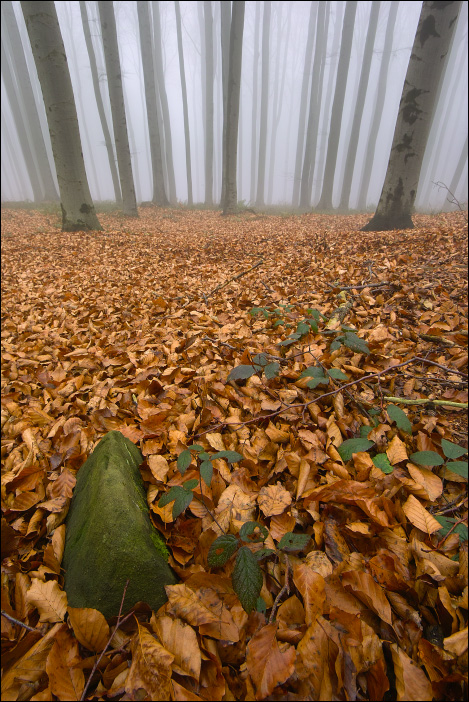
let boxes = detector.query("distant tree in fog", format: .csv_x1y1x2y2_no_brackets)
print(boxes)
204,0,214,205
222,1,245,214
363,0,463,231
449,136,468,202
98,1,138,216
220,0,231,207
137,0,168,206
317,0,358,211
250,0,260,205
256,0,271,208
174,0,193,205
2,1,58,202
21,1,101,230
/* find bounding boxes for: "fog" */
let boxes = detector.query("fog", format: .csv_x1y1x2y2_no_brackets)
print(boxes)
1,1,468,211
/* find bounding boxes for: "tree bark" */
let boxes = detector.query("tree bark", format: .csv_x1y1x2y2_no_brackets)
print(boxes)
255,0,271,208
136,0,168,206
250,0,260,204
204,0,214,205
174,0,193,205
220,0,231,207
362,0,463,231
20,0,101,230
222,1,245,215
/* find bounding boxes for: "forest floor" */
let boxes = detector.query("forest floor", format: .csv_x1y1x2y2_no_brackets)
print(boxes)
1,206,468,701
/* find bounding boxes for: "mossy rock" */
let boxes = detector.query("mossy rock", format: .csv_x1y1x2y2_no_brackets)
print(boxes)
62,431,178,618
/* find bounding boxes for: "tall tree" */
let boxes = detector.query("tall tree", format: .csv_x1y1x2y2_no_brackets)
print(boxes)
204,0,214,205
362,1,463,231
250,0,260,204
136,0,168,206
292,1,318,208
339,1,380,211
20,1,101,230
448,136,468,201
356,1,399,211
220,0,231,207
222,1,245,214
79,0,121,204
98,1,137,216
300,1,327,209
152,1,177,204
174,0,193,205
317,0,357,210
255,0,271,208
1,1,58,201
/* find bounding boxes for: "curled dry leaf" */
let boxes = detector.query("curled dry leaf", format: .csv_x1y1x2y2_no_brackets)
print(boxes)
246,623,296,700
258,482,292,516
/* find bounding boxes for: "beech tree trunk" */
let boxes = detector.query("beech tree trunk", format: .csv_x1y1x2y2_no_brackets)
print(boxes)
204,0,214,205
255,0,271,208
362,0,463,231
21,1,101,230
174,0,193,205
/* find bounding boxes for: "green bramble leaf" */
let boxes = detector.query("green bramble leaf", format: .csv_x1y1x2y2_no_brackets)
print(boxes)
386,405,412,433
158,485,194,519
338,438,374,462
372,453,394,474
264,362,280,379
256,597,267,613
239,521,269,543
307,377,329,388
254,548,276,561
441,439,467,459
327,368,349,380
183,479,198,490
188,444,205,452
360,425,373,438
252,353,269,367
410,451,444,466
232,546,263,614
200,460,213,486
445,461,468,478
343,332,370,354
227,365,257,381
177,449,192,474
296,321,311,336
278,532,310,553
434,516,468,541
207,534,239,567
211,450,243,463
300,366,326,379
330,338,343,351
279,333,302,346
250,306,270,318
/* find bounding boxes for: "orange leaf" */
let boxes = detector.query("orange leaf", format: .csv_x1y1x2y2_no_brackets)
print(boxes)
67,607,109,653
258,482,292,516
387,435,408,465
151,614,201,680
390,644,433,701
27,578,67,622
246,623,296,700
402,495,442,534
46,626,84,701
125,621,173,700
165,583,239,642
293,564,325,626
342,570,392,625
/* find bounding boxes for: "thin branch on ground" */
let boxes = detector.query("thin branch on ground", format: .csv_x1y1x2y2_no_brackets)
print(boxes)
1,610,41,633
268,553,292,624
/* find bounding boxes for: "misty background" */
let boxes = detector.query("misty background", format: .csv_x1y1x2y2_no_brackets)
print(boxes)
1,1,468,211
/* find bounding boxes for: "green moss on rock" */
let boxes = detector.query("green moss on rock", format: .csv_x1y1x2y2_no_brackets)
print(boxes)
62,431,178,619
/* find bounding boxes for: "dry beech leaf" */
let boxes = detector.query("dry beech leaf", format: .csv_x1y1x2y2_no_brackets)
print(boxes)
443,627,468,656
125,621,173,701
387,435,408,465
151,614,201,680
258,482,292,516
341,570,392,625
402,495,442,534
46,625,85,701
293,564,325,626
165,583,239,642
390,643,433,701
246,623,296,700
67,607,109,653
406,463,443,501
27,578,67,622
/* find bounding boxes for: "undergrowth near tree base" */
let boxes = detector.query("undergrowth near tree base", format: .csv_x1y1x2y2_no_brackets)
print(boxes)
1,207,467,701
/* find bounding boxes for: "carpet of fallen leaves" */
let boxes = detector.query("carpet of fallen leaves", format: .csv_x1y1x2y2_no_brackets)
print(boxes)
1,206,468,702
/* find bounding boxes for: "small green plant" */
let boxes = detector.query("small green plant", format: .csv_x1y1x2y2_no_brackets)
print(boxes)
158,444,310,613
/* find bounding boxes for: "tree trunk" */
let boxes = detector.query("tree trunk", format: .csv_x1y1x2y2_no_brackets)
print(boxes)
152,1,177,204
2,0,59,201
220,0,231,207
362,0,463,231
317,0,357,211
338,1,380,211
136,0,168,206
250,0,260,204
204,0,214,205
292,1,317,208
448,136,468,199
356,1,398,211
222,1,245,215
174,0,193,205
98,1,138,216
255,0,271,208
20,1,101,230
79,0,121,204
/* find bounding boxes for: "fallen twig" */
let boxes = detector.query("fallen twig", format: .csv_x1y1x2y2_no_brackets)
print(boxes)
268,553,291,624
326,281,393,291
1,610,41,634
204,259,264,299
383,396,468,408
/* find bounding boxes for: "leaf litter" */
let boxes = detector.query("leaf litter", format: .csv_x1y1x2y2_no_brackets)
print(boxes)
1,206,468,701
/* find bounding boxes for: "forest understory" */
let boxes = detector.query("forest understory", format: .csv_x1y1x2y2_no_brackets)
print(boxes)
1,207,468,701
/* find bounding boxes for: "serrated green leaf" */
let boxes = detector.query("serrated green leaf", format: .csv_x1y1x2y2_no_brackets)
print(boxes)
360,425,373,438
211,450,244,463
158,486,181,508
252,353,269,367
441,439,468,459
372,453,394,474
338,438,374,462
435,516,468,541
273,319,284,327
256,597,267,613
410,451,444,466
232,546,263,614
308,309,321,320
386,405,412,433
330,338,343,351
296,321,311,336
200,460,213,486
188,444,205,452
307,377,329,389
172,488,194,519
239,521,269,543
301,366,326,379
278,532,310,552
264,362,280,379
250,307,270,318
207,534,239,567
177,449,192,474
227,365,257,381
279,333,301,346
343,332,370,355
183,479,198,490
198,452,212,460
327,368,349,380
253,548,276,561
445,461,468,478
